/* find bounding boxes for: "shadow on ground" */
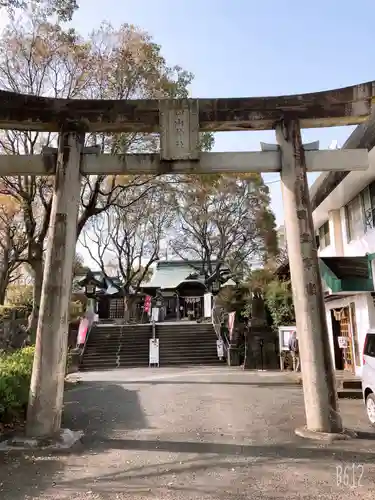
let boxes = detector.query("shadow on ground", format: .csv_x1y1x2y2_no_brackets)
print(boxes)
35,440,375,499
0,381,148,500
80,435,375,462
99,380,301,387
62,381,148,436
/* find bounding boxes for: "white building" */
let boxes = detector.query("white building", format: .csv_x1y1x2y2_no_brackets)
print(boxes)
311,146,375,376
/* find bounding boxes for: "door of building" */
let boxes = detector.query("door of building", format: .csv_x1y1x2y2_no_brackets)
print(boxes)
335,306,355,373
349,302,361,368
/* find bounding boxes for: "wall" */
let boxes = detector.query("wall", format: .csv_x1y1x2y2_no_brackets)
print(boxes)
315,192,375,258
325,293,373,377
317,210,344,258
339,206,375,256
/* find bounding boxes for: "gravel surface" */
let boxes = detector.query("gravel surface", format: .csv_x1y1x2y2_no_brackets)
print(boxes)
1,367,375,499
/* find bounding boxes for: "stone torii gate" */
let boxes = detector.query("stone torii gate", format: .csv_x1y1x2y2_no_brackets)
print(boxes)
0,83,374,441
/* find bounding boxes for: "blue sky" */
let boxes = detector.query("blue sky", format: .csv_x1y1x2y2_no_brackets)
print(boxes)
68,0,375,226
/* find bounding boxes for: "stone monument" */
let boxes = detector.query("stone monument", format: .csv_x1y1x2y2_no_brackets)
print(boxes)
243,289,278,370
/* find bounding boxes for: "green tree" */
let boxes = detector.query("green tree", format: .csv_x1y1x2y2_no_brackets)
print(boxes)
243,266,295,329
0,0,78,20
264,279,295,329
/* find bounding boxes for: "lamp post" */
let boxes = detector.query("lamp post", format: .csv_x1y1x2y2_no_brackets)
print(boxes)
211,280,220,295
85,282,96,297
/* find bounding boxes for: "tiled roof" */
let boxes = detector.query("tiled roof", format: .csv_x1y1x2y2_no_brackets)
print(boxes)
143,260,215,289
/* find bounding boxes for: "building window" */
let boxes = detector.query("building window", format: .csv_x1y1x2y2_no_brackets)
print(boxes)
318,221,330,249
345,194,364,241
361,181,375,231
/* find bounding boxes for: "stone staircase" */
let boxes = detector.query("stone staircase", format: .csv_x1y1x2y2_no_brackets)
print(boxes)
337,378,362,399
79,321,222,371
157,322,221,366
79,323,152,371
297,373,363,399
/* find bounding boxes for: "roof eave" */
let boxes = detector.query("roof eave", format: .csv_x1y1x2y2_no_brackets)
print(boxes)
311,110,375,212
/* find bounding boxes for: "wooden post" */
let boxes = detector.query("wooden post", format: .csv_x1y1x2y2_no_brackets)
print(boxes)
26,131,84,438
276,118,343,434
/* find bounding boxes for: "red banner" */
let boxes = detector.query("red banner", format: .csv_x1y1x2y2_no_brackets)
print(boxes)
228,312,235,342
77,318,89,345
144,295,151,313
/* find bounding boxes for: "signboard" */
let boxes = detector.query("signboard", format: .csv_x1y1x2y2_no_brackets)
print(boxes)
278,326,296,352
144,295,151,313
216,339,224,360
151,307,159,322
228,312,235,342
338,336,348,349
149,338,159,366
204,293,212,318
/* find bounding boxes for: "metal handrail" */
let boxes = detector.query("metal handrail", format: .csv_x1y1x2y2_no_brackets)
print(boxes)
212,305,230,357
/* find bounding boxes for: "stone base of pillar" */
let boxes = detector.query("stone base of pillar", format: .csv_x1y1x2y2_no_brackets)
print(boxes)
66,348,81,375
227,345,240,366
295,426,357,442
0,429,84,451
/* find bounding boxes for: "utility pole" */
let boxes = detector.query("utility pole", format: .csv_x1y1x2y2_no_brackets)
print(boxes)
26,130,84,438
276,118,342,434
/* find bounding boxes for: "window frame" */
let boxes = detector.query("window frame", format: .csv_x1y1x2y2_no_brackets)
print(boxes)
345,194,364,242
318,221,330,249
364,334,375,357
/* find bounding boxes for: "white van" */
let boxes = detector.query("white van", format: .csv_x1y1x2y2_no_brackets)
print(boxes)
362,330,375,426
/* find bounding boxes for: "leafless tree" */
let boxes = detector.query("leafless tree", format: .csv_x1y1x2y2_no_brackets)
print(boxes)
0,14,193,334
170,174,278,280
81,184,174,319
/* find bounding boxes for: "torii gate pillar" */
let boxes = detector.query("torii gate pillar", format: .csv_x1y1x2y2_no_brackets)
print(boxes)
26,131,84,438
276,118,342,435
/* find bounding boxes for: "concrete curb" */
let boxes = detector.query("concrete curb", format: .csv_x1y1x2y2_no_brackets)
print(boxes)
295,426,357,443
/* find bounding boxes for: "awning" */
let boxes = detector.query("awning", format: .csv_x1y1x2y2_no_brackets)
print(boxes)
319,256,374,294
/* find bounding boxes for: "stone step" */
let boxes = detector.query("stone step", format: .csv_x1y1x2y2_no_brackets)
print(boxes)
157,330,215,336
158,335,217,340
81,322,220,370
337,388,363,399
158,359,222,366
160,350,218,358
342,379,362,390
87,340,150,347
87,339,149,347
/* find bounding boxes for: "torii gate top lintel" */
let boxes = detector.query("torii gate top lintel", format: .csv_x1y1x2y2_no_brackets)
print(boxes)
0,80,374,133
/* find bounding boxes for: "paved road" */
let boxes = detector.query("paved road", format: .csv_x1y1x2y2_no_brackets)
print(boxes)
1,367,375,499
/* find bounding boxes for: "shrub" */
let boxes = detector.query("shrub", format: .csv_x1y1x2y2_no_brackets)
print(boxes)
0,304,30,321
6,285,33,308
0,346,35,422
265,279,295,329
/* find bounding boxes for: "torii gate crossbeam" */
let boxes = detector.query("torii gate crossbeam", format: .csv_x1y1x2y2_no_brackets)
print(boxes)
1,82,374,442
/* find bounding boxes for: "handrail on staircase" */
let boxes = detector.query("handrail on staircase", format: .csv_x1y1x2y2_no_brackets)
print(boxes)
212,305,229,358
